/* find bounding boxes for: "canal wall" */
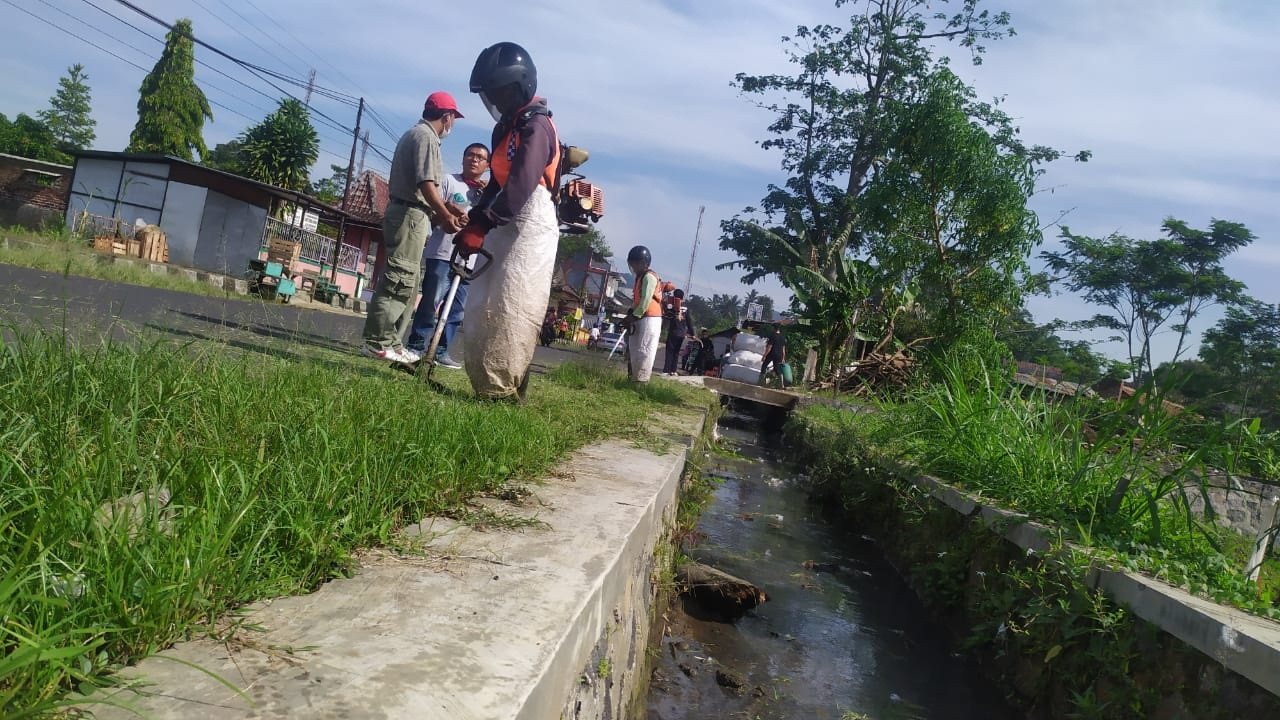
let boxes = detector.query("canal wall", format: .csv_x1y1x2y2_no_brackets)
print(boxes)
75,408,707,720
787,413,1280,720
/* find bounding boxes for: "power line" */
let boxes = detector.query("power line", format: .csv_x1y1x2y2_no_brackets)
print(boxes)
106,0,371,159
110,0,359,105
233,0,417,130
10,0,360,166
189,0,308,78
6,0,266,128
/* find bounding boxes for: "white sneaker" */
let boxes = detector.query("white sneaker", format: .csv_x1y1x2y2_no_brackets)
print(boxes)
400,347,424,364
360,345,416,364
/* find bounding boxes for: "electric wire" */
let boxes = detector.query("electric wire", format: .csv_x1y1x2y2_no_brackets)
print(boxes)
189,0,309,78
12,0,390,177
11,0,362,167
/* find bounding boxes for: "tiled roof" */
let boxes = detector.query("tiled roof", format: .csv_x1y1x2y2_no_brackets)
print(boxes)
345,170,389,223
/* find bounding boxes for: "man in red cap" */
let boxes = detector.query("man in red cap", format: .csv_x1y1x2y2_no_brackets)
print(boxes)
360,91,468,364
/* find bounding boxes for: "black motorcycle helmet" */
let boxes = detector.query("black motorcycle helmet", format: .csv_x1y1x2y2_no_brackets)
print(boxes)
626,245,651,273
470,42,537,122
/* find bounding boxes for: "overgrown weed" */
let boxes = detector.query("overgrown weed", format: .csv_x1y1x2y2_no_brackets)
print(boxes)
0,320,703,715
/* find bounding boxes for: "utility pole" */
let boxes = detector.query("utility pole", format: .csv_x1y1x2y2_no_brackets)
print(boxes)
685,205,705,296
357,130,370,176
303,68,316,107
331,97,363,283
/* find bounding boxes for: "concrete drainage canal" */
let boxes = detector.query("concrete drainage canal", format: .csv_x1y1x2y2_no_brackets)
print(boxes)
645,402,1016,720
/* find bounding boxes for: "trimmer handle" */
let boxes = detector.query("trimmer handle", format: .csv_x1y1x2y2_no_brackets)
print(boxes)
449,246,494,280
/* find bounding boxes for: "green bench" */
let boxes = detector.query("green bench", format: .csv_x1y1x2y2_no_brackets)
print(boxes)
312,280,350,309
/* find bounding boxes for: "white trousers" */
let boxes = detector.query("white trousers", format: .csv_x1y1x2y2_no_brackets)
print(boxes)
629,316,662,382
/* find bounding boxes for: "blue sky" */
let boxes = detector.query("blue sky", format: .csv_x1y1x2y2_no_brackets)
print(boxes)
3,0,1277,365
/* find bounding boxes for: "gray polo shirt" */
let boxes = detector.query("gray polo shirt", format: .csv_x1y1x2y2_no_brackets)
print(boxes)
388,120,443,206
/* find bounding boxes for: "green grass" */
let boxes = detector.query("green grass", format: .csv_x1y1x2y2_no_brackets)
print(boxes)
0,326,707,716
795,355,1280,619
0,227,235,299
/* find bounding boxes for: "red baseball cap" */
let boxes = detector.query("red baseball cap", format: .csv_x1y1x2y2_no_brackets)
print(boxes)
424,91,464,118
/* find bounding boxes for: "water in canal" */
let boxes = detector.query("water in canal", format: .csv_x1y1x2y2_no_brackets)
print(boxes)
646,408,1016,720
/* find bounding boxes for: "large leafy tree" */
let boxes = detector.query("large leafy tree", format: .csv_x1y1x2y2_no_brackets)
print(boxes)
127,19,212,160
1041,218,1253,382
0,113,69,164
719,0,1024,286
38,64,96,153
860,68,1041,336
238,99,319,191
718,1,1080,374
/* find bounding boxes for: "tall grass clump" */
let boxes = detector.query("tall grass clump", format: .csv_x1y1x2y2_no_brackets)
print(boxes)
0,327,702,715
837,351,1280,618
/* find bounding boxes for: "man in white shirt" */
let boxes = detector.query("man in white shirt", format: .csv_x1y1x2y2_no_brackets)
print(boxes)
404,143,490,367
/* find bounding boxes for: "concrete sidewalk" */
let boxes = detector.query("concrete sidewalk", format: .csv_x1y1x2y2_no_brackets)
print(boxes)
79,411,705,720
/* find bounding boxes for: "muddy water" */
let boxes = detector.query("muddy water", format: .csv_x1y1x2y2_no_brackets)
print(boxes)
646,410,1015,720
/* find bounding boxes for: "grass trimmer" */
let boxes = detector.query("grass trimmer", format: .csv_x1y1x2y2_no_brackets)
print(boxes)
407,246,492,389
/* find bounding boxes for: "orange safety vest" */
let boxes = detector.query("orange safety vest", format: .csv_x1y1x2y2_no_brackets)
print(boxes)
490,105,560,190
633,270,664,317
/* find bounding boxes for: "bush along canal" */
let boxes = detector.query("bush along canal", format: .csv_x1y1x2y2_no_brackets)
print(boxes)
646,402,1016,719
782,404,1280,720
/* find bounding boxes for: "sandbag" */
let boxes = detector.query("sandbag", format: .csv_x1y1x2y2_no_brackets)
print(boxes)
733,333,767,355
727,349,763,368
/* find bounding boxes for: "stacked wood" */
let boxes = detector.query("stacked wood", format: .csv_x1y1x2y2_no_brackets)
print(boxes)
267,237,301,271
134,224,169,262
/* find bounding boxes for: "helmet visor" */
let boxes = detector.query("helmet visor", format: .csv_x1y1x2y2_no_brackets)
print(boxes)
479,91,504,123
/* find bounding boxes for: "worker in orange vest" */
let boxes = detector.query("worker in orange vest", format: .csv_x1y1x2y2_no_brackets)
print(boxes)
453,42,561,402
623,245,668,383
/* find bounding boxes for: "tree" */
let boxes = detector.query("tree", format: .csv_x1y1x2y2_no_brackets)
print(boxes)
1199,301,1280,408
719,0,1023,289
997,307,1106,383
718,1,1081,375
38,64,95,153
555,227,611,269
238,98,319,191
203,140,244,174
860,68,1041,337
1041,218,1253,382
309,164,349,204
127,19,212,160
684,293,738,331
0,113,69,164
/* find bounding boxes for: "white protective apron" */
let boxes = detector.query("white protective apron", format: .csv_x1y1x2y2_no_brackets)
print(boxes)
629,315,662,382
463,185,558,398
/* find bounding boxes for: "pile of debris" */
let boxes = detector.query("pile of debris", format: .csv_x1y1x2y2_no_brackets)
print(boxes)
816,349,916,395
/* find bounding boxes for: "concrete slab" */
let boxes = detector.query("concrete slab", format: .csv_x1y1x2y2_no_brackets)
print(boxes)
898,460,1280,699
703,376,798,408
77,411,703,719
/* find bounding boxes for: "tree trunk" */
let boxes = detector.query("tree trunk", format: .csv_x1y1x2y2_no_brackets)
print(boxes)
677,562,767,619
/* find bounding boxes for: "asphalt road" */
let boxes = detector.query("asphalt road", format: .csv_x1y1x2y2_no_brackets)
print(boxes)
0,262,594,373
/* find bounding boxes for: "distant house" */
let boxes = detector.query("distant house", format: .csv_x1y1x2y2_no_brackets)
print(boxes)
64,151,383,296
0,152,71,229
